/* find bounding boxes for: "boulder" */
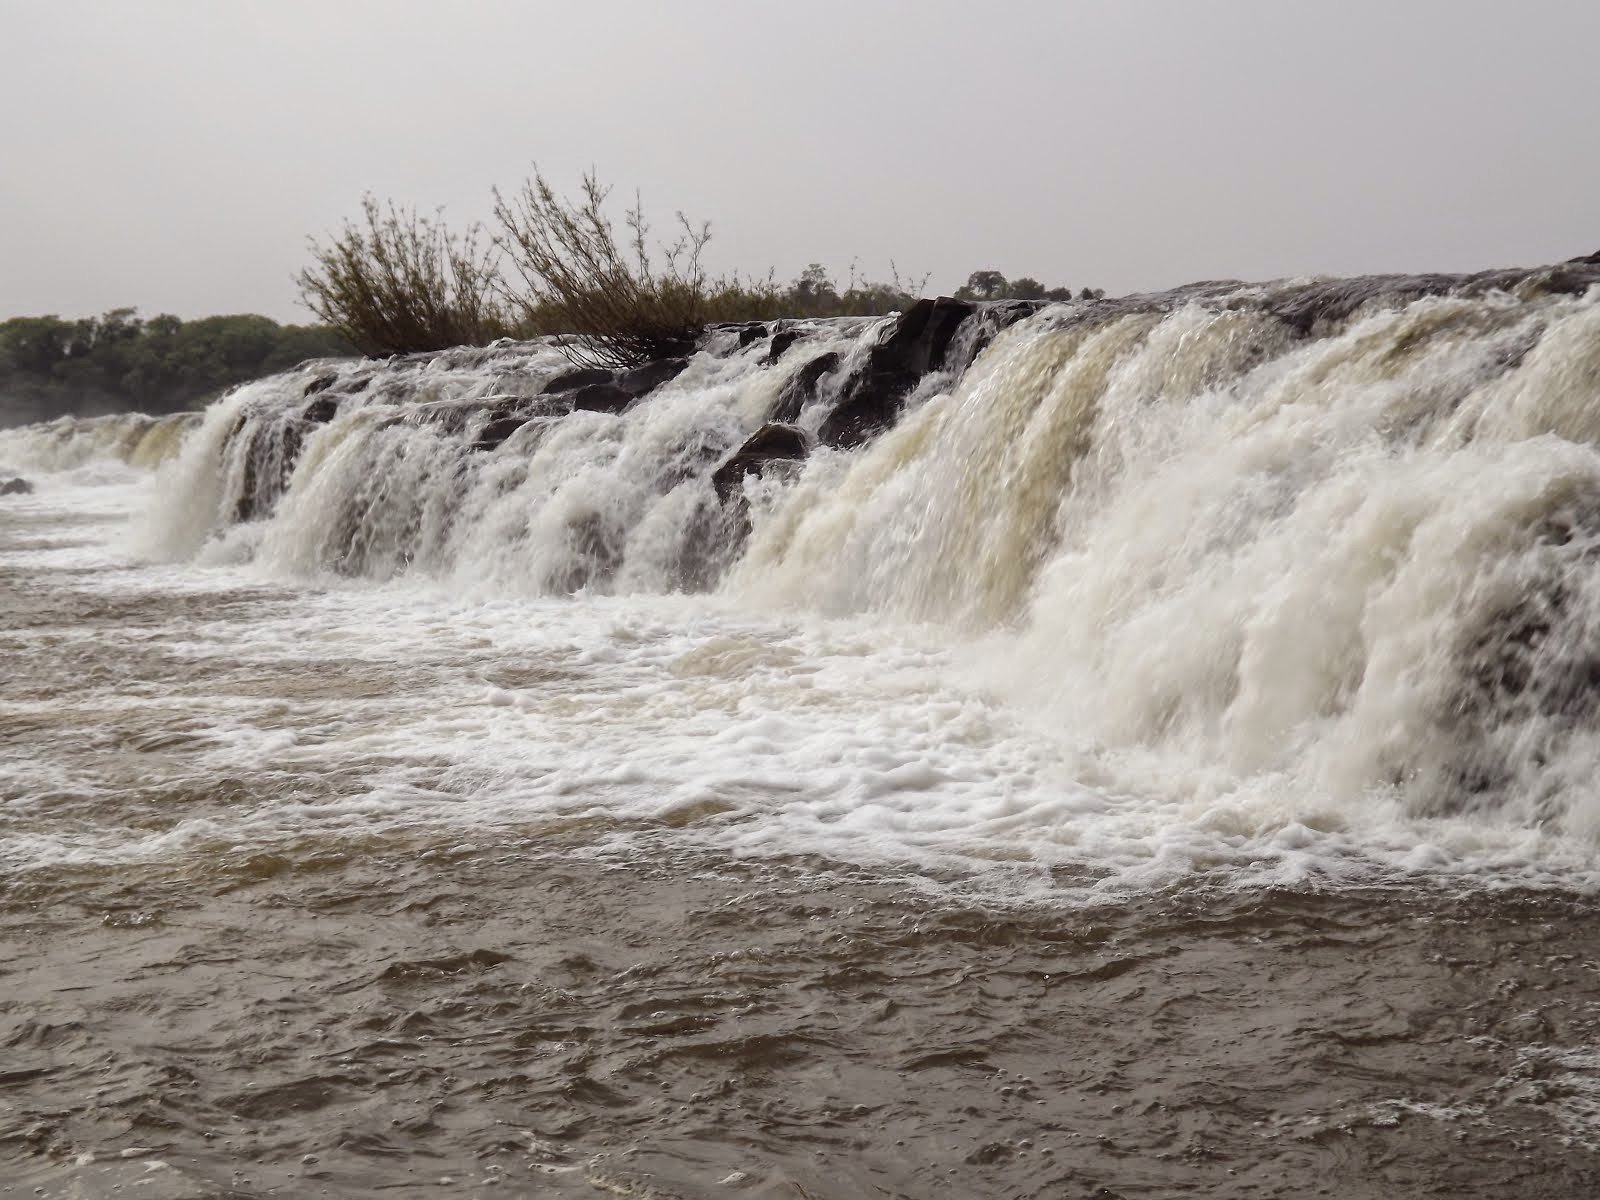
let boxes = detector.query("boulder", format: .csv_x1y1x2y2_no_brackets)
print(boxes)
766,328,806,363
473,414,532,452
618,356,689,396
712,424,809,502
876,296,976,376
558,357,690,413
541,366,615,394
1,477,34,496
572,382,634,413
302,395,340,424
964,299,1048,365
303,373,339,397
770,351,842,424
818,297,976,448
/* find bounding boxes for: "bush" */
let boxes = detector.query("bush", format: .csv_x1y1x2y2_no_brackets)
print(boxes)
296,196,513,356
296,173,1094,368
493,169,790,368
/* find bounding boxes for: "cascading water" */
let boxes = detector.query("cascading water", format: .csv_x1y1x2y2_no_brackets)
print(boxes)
747,289,1600,841
16,266,1600,1196
0,409,199,473
113,264,1600,868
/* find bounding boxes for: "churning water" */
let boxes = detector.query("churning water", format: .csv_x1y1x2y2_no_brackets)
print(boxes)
7,273,1600,1197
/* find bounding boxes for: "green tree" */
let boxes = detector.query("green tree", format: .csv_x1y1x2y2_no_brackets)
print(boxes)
0,309,354,425
957,270,1008,301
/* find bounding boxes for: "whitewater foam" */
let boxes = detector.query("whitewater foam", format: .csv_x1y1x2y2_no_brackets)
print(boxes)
11,278,1600,897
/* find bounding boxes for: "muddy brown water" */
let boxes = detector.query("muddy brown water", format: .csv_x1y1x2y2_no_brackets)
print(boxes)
6,491,1600,1198
5,842,1600,1198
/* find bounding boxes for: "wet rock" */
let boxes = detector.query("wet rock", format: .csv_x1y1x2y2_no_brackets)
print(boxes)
455,396,567,448
712,424,808,502
770,351,842,423
230,413,307,523
1258,265,1600,337
819,297,976,448
618,356,689,397
766,328,806,363
670,491,745,592
473,414,531,452
303,374,339,397
563,358,691,413
1268,274,1464,335
571,383,633,414
965,300,1049,365
541,366,615,395
735,323,768,348
880,296,976,376
302,396,339,425
1,477,34,496
1411,499,1600,819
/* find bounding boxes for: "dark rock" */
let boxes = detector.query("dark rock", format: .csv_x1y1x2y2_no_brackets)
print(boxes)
965,300,1049,365
230,412,307,523
1268,275,1463,336
1533,262,1600,299
541,358,688,412
766,328,806,363
1252,266,1600,337
572,383,633,413
302,396,339,425
672,492,745,592
771,351,842,424
304,374,339,397
405,400,480,436
619,357,689,397
1566,250,1600,265
473,414,531,452
426,395,568,444
818,297,977,448
541,366,615,394
878,296,975,377
0,477,34,496
736,324,769,348
712,424,809,502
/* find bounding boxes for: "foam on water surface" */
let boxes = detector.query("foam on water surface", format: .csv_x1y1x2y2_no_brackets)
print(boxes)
10,284,1600,901
3,493,1597,901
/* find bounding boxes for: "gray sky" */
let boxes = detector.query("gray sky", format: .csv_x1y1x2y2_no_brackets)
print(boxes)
4,0,1599,322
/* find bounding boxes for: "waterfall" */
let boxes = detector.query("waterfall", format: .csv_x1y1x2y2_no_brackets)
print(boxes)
74,259,1600,842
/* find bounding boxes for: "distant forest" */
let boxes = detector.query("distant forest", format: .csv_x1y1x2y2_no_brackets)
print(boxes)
0,309,353,427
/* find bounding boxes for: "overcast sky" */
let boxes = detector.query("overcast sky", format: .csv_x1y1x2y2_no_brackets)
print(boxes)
4,0,1598,322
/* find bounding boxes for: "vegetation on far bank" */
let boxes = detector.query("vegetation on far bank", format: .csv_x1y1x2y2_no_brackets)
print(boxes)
299,169,1098,366
0,310,353,426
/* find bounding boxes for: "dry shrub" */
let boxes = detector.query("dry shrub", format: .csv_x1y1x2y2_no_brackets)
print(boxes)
296,196,513,357
493,170,785,368
297,174,943,367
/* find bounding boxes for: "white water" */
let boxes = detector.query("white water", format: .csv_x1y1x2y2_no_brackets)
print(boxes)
9,285,1600,898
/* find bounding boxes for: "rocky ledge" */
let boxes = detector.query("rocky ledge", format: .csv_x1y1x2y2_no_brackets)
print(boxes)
228,259,1600,523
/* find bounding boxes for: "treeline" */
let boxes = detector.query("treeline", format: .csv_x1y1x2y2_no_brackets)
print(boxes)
949,270,1102,303
299,171,1098,366
0,310,353,426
